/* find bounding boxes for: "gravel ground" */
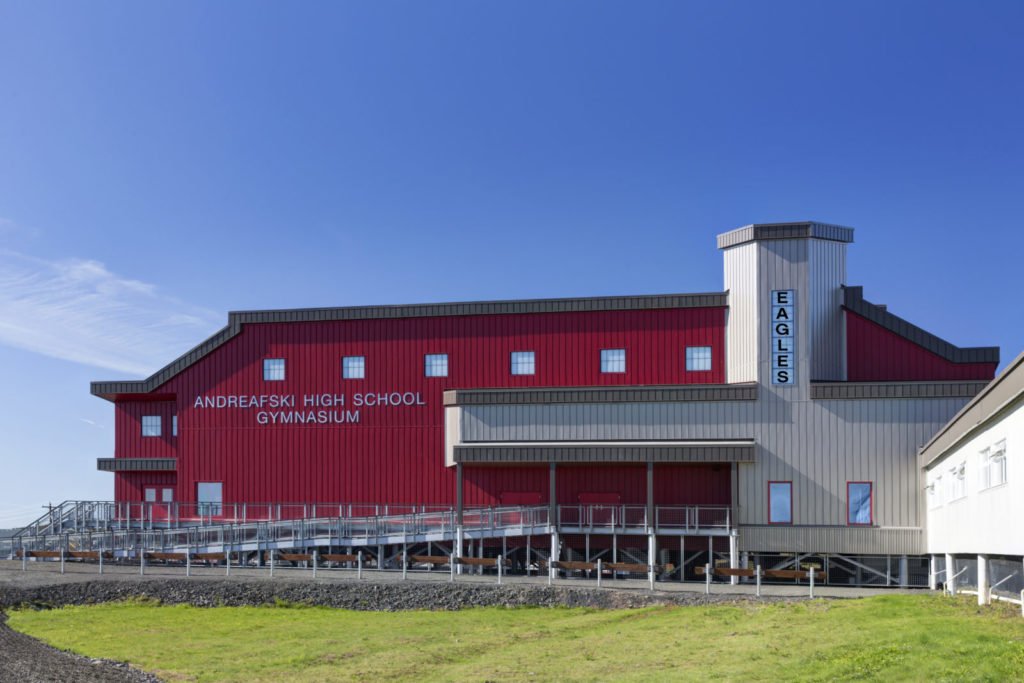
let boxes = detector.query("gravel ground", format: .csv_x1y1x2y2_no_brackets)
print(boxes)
0,612,160,683
0,560,887,682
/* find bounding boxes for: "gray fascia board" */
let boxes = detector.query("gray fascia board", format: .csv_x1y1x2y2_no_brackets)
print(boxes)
453,443,756,464
717,222,855,249
97,458,177,472
843,286,999,365
444,383,758,406
91,291,728,401
810,381,990,400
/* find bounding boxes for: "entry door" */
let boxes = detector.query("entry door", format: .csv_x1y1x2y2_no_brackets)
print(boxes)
143,486,174,521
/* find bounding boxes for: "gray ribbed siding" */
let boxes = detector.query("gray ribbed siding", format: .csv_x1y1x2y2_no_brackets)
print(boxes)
97,458,177,472
723,242,759,384
808,239,847,381
460,394,970,554
453,443,755,464
741,526,923,555
444,383,758,406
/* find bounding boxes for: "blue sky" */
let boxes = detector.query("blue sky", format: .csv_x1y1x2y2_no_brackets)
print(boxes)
1,2,1022,526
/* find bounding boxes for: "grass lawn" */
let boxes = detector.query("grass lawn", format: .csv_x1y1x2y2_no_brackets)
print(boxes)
8,595,1024,681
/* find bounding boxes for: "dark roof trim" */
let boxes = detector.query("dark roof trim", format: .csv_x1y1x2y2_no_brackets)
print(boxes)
444,383,757,407
920,349,1024,467
92,291,728,401
810,381,990,401
843,286,999,365
453,442,756,464
717,222,854,249
97,458,177,472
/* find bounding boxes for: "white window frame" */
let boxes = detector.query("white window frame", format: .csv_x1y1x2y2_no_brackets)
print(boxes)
927,473,943,509
600,349,626,374
983,440,1007,490
263,358,286,381
172,415,178,437
949,462,967,501
343,356,366,379
510,351,535,376
685,346,713,372
141,415,162,437
425,354,448,378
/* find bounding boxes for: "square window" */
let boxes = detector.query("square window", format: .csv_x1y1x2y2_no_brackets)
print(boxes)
141,415,162,437
686,346,712,372
263,358,285,381
768,481,792,524
144,487,157,503
600,349,626,374
172,415,178,437
425,354,448,377
197,482,223,516
161,488,174,503
847,482,873,525
343,356,366,379
511,351,535,376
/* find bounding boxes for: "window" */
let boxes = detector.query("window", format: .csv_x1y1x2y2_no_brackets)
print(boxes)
983,441,1007,489
172,415,178,437
161,488,174,503
949,462,967,500
197,482,223,516
343,356,365,379
600,349,626,373
144,487,157,503
141,415,162,437
847,482,873,525
768,481,792,524
425,354,448,377
686,346,712,372
263,358,285,381
511,351,535,376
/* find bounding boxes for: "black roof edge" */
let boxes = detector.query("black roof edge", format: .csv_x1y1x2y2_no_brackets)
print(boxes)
842,286,999,365
91,291,729,401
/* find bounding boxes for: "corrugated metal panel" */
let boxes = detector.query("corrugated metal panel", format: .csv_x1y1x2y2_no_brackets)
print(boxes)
723,242,759,384
844,287,999,365
460,394,971,531
808,239,847,381
811,381,989,400
91,293,728,399
739,525,924,555
716,222,854,249
444,383,757,406
453,443,755,463
846,311,998,381
98,458,176,472
115,306,725,506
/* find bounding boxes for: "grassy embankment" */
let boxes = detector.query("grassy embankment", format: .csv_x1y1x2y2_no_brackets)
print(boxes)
8,594,1024,681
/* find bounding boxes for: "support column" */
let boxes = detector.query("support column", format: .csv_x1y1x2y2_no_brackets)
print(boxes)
730,462,739,530
456,463,464,575
550,531,559,582
899,555,909,588
978,554,989,606
729,531,739,585
549,462,557,528
646,461,655,532
945,553,955,594
929,555,938,591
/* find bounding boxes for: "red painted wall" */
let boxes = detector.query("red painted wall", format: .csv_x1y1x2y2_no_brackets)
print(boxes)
111,307,726,505
845,312,997,382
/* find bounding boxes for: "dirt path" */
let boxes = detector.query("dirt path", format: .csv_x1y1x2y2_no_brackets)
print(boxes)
0,613,160,683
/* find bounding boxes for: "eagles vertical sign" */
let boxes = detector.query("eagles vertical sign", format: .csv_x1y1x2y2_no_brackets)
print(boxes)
771,290,795,385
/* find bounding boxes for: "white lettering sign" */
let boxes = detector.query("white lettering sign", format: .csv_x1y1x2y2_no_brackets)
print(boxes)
192,391,427,426
770,290,796,385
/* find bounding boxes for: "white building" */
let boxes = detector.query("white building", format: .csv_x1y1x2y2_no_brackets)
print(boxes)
921,350,1024,604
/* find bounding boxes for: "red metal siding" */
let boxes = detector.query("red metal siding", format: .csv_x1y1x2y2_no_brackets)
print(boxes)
115,472,177,502
112,307,725,505
114,401,177,458
845,311,996,382
654,465,731,505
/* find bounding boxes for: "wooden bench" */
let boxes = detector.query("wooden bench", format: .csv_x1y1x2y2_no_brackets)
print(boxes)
16,550,63,559
410,554,451,566
321,554,359,563
278,553,314,563
67,551,113,560
191,552,227,562
455,556,504,568
145,552,188,562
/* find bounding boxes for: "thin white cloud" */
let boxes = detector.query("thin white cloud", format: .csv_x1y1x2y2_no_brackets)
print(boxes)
0,250,221,376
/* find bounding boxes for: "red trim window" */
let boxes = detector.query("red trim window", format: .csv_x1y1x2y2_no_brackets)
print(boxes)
768,481,792,524
847,481,873,526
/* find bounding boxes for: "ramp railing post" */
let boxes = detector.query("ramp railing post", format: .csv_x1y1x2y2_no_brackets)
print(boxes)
756,565,761,598
596,559,602,588
270,550,275,578
358,550,363,580
313,550,318,579
497,557,502,585
98,550,103,575
186,552,191,578
60,547,65,575
402,551,407,581
226,547,231,577
450,554,455,583
140,550,145,576
705,563,711,595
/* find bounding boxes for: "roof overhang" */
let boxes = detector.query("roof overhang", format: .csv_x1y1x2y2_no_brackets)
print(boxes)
97,458,177,472
453,440,756,464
